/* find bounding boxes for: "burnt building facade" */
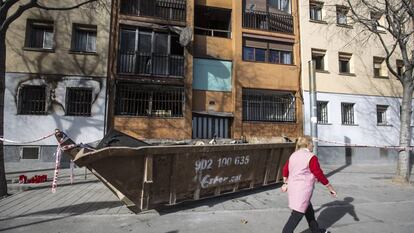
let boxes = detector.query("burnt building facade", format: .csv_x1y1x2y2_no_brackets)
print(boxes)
108,0,303,141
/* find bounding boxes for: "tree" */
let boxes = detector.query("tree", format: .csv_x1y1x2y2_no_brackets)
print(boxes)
0,0,99,198
346,0,413,182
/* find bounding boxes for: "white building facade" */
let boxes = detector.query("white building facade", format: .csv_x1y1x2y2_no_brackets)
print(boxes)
299,0,414,165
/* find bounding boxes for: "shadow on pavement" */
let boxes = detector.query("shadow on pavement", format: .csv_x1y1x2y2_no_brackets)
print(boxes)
299,197,360,233
157,182,284,215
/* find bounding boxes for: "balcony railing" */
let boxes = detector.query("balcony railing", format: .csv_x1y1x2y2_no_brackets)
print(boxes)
120,0,186,22
194,26,232,38
243,10,293,34
118,52,184,77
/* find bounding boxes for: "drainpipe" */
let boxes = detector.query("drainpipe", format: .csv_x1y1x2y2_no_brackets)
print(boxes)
308,60,318,154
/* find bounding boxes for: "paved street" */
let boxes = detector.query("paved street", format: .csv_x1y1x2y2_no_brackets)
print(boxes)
1,165,414,233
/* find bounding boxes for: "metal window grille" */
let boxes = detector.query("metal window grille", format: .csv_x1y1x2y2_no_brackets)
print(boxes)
18,85,47,115
242,9,293,34
66,88,93,116
26,20,54,49
115,83,184,117
192,115,230,139
317,101,328,124
376,105,388,125
242,89,296,122
341,103,355,125
117,28,184,77
120,0,186,21
72,24,97,52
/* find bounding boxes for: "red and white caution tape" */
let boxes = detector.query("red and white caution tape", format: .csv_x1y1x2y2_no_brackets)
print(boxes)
0,132,55,144
315,138,414,151
51,145,62,193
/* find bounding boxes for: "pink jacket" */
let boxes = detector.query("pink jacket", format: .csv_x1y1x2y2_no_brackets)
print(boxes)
287,148,316,213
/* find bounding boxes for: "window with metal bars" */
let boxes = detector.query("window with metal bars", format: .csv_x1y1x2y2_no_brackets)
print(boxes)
317,101,328,124
25,20,54,50
71,24,97,53
341,103,355,125
66,88,92,116
18,85,47,115
242,89,296,122
115,83,184,117
376,105,388,125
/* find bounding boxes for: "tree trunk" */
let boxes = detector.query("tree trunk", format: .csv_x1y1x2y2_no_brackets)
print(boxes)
396,76,414,182
0,31,8,197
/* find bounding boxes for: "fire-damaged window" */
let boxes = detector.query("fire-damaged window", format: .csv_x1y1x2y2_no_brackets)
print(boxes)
120,0,186,21
18,85,47,115
242,89,296,122
25,20,54,50
118,27,184,77
115,83,184,117
66,88,93,116
194,6,232,38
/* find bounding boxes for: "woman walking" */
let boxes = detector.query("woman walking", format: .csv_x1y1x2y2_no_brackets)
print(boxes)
281,136,337,233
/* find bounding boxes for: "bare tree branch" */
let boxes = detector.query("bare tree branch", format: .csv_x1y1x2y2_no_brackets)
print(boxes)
0,0,37,34
35,0,97,11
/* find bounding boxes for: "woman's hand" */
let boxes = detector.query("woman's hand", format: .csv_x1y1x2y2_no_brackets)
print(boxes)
326,184,337,198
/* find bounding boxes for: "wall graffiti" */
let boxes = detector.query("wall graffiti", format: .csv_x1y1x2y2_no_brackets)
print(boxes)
194,155,251,189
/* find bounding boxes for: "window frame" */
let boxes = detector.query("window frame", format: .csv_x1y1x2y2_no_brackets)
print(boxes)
71,23,98,54
25,19,55,51
242,88,296,122
242,37,294,65
336,5,349,26
311,49,326,71
396,59,404,78
373,56,388,78
18,85,47,115
376,105,388,126
20,146,41,160
341,102,355,125
317,101,328,124
309,1,324,22
65,87,93,117
338,52,352,74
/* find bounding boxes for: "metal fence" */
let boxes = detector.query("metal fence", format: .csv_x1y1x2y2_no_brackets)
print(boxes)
120,0,186,22
242,10,293,34
118,52,184,77
115,83,184,117
242,89,296,122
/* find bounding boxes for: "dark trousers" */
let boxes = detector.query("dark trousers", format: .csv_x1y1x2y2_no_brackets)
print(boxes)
282,203,320,233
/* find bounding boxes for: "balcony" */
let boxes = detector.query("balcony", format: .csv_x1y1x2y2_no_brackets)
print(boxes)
118,52,184,77
120,0,186,22
242,10,293,34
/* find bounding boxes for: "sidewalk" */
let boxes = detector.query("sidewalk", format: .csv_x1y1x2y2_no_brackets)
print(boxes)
1,164,413,233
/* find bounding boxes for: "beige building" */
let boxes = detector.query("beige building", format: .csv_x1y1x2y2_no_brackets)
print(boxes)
299,0,412,164
4,1,111,164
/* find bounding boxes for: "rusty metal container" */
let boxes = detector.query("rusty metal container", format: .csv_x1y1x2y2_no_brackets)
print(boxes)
56,130,294,213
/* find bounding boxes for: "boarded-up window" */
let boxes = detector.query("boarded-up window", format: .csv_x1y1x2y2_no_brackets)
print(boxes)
192,115,230,139
21,147,40,160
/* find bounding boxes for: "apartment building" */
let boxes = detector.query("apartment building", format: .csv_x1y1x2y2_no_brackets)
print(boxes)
108,0,303,141
300,1,414,164
4,1,110,165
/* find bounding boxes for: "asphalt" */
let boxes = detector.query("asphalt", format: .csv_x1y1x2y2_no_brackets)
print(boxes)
1,164,414,233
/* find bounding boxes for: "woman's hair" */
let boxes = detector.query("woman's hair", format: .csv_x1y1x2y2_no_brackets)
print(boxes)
296,135,313,150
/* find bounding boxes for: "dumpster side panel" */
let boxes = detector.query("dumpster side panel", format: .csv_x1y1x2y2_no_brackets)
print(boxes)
92,155,145,207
